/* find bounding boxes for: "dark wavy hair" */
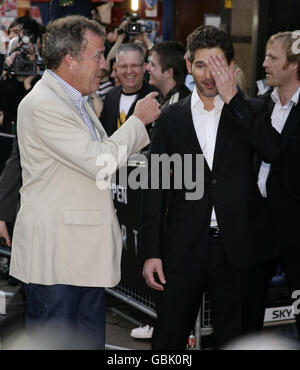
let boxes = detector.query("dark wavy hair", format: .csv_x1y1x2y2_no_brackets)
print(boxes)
186,25,234,64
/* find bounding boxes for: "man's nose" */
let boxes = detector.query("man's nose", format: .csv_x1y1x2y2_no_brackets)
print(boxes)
205,67,213,79
100,54,106,70
262,57,268,68
125,65,136,72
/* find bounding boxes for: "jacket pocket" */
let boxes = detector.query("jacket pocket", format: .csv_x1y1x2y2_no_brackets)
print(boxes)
62,209,104,225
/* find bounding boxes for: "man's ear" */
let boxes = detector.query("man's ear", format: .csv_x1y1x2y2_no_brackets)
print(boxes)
186,58,192,74
289,61,298,74
164,67,174,79
64,53,76,69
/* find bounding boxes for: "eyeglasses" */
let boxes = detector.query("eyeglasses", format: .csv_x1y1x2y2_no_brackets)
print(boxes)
117,63,144,71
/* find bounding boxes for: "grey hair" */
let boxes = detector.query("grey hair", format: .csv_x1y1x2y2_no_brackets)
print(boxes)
42,15,106,69
115,43,145,64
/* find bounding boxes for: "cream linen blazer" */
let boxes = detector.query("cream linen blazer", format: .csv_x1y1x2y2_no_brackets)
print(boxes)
9,70,149,287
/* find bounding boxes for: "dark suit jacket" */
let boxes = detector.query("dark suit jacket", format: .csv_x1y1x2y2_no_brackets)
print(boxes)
254,92,300,256
100,81,158,137
0,138,22,224
141,93,281,274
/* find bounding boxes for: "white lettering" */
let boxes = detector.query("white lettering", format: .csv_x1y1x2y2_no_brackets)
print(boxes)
292,290,300,315
107,355,141,367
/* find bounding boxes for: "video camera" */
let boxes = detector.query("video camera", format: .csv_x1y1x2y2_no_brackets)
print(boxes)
4,31,42,76
123,13,152,36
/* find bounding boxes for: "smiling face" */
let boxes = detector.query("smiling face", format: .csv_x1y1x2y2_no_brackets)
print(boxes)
116,50,145,94
263,39,297,88
186,47,229,100
69,30,106,96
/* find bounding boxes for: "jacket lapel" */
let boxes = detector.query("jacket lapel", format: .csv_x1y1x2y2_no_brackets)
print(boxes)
180,96,203,154
42,71,104,139
212,105,234,171
84,102,107,141
178,96,212,174
280,101,300,153
263,91,300,154
253,94,274,176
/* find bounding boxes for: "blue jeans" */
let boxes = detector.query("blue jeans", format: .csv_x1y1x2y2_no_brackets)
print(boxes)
23,283,105,349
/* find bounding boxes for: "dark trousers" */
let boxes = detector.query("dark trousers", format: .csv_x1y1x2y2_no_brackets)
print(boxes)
152,236,248,349
23,283,106,349
244,251,300,338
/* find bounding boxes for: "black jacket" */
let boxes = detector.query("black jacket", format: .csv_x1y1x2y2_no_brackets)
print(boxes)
100,81,158,137
141,93,281,273
254,92,300,256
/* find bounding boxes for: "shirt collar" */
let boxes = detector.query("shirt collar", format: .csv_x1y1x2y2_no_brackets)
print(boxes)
271,86,300,107
48,69,89,106
191,86,224,113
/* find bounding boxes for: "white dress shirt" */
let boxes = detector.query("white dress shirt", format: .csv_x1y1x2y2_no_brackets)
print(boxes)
257,86,300,197
191,87,224,226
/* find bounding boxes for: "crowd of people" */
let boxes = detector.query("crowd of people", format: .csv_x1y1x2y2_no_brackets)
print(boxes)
0,11,299,351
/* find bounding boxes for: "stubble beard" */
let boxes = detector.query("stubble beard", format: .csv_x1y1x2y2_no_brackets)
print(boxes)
198,83,218,97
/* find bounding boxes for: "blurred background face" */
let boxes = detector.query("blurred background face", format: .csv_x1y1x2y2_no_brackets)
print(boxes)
7,24,23,40
116,50,145,94
146,51,166,91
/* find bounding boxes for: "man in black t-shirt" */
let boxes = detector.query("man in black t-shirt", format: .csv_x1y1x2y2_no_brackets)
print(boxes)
100,43,157,137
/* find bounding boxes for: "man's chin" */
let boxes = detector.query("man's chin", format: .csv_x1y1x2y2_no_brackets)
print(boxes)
201,90,218,98
265,78,275,87
197,85,218,98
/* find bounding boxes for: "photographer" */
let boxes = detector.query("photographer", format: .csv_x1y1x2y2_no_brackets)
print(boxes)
0,40,40,261
1,17,42,134
0,40,40,134
105,13,153,74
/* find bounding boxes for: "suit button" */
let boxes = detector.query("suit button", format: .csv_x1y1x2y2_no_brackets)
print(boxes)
212,179,217,184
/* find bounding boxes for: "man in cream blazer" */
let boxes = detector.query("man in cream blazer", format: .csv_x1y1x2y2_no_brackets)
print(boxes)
9,15,160,348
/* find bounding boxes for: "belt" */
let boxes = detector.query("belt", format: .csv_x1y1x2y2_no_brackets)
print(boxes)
209,226,220,238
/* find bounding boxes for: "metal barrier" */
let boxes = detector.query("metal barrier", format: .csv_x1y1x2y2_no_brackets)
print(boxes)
106,284,157,319
107,276,296,349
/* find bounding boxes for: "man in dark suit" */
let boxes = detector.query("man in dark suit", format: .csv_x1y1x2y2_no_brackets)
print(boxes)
246,31,300,337
141,25,280,349
100,43,158,137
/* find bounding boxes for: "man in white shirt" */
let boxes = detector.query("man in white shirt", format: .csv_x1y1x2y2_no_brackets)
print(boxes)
141,25,280,349
247,31,300,338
